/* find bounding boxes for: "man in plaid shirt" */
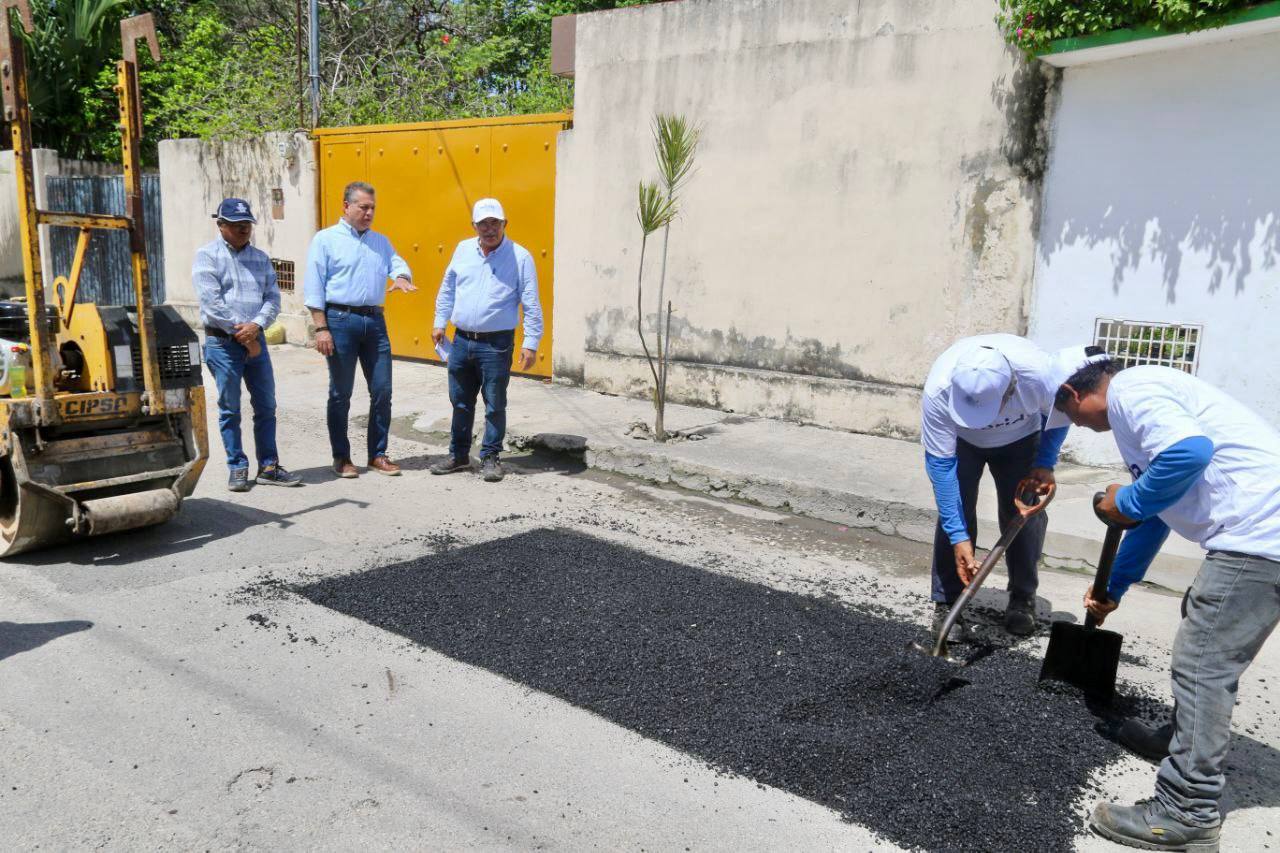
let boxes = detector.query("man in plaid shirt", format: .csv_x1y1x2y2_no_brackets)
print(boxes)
193,197,302,492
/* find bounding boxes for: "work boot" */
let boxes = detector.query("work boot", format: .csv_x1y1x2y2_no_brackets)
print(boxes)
481,456,504,483
368,456,401,476
1004,595,1037,637
333,458,359,479
256,464,302,487
228,467,250,493
1115,718,1175,764
932,602,974,644
430,456,471,475
1090,799,1220,851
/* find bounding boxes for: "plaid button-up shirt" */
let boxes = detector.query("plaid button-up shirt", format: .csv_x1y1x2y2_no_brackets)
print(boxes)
192,239,281,333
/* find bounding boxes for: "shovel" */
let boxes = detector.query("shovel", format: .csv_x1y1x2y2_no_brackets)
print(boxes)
920,480,1055,659
1038,492,1139,705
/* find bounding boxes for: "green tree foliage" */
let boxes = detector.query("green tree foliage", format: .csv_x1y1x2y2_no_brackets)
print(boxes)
998,0,1265,54
4,0,662,161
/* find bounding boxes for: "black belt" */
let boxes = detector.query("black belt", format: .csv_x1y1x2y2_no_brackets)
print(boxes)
455,328,513,342
327,303,383,316
204,326,231,339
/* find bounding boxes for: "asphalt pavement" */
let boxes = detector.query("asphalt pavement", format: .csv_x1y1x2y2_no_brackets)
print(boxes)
1,345,1277,851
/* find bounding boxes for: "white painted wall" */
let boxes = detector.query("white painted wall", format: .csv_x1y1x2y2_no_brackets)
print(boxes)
1030,31,1280,467
158,133,318,343
554,0,1056,438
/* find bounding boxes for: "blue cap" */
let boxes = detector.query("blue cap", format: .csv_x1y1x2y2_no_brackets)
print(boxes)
213,198,257,223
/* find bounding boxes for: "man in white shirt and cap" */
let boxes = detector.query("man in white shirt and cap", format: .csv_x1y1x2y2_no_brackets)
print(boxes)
921,335,1087,639
429,198,543,483
1054,356,1280,852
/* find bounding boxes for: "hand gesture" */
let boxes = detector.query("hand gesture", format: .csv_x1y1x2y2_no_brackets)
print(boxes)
518,348,536,371
1096,483,1137,527
388,277,417,294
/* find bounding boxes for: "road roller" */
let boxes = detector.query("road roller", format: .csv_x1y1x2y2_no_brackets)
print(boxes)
0,2,207,556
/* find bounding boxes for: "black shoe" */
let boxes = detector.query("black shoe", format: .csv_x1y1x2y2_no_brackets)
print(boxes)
1115,718,1174,764
932,602,975,645
481,456,504,482
1090,798,1220,851
1004,595,1037,637
228,468,250,492
430,456,471,475
256,464,302,487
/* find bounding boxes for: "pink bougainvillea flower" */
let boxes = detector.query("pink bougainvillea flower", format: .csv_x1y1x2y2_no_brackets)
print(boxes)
1026,13,1034,22
441,34,451,44
1016,27,1024,38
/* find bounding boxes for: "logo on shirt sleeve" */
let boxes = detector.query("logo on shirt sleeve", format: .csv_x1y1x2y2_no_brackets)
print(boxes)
1128,463,1143,481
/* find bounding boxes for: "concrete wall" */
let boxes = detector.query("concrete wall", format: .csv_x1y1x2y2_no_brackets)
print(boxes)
553,0,1057,438
1,150,121,295
159,132,318,342
1029,31,1280,466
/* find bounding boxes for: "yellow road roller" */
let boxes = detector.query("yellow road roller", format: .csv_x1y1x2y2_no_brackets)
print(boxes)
0,2,207,555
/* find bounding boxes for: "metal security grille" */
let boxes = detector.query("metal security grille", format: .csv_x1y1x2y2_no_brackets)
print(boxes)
272,258,296,292
132,343,196,381
1093,319,1202,374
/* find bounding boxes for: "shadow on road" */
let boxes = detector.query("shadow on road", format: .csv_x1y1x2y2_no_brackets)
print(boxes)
0,620,92,662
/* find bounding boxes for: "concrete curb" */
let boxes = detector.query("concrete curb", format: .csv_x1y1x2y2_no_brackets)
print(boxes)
508,428,1201,590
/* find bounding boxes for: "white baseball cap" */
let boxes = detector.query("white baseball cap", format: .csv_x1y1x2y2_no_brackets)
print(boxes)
948,346,1013,429
472,197,506,223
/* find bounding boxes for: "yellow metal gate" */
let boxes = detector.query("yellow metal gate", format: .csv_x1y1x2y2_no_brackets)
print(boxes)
314,114,570,377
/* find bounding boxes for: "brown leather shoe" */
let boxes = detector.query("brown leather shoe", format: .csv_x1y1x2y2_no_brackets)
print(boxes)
333,458,359,479
368,455,401,476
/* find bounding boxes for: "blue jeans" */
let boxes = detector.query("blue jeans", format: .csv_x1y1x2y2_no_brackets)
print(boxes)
930,432,1046,605
325,307,392,462
1155,550,1280,825
203,335,277,471
447,331,513,460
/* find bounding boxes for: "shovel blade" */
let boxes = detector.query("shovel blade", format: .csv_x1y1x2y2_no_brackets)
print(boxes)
1039,620,1123,705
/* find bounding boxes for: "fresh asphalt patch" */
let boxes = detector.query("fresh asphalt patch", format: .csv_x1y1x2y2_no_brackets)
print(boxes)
294,527,1175,851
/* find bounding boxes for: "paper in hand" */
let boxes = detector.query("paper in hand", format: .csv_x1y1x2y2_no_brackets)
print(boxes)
434,337,452,362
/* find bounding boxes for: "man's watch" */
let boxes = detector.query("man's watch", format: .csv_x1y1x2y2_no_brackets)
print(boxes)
314,326,330,334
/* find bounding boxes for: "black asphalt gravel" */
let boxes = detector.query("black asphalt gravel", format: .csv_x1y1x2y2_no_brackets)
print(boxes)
297,528,1143,852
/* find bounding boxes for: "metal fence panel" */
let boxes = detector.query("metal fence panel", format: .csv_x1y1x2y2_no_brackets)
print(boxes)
45,174,165,306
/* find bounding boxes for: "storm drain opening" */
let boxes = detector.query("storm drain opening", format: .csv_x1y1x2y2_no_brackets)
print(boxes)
299,528,1151,852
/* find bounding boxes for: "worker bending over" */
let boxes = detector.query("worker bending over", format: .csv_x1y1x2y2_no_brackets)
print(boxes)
921,336,1091,639
1055,357,1280,852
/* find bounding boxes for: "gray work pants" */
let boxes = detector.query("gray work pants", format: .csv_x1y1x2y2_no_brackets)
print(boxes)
1156,550,1280,825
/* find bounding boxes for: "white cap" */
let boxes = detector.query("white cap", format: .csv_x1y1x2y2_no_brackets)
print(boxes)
948,346,1012,429
1053,345,1112,387
472,197,505,223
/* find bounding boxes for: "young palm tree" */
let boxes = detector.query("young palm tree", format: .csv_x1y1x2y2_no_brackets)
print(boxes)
634,113,698,442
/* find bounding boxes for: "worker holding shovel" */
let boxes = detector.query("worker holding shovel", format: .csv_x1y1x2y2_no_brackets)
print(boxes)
1054,356,1280,852
921,335,1081,641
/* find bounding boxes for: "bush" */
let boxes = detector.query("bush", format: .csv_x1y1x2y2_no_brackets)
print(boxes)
997,0,1266,54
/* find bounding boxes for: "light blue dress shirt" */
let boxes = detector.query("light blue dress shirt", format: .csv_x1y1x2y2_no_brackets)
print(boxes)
303,219,412,310
434,237,543,351
192,239,280,332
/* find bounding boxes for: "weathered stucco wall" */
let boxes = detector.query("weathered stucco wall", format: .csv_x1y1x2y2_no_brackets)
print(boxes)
159,133,318,342
1030,30,1280,467
554,0,1055,437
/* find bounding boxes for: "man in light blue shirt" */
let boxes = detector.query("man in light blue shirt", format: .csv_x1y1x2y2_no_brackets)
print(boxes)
194,197,301,492
430,197,543,483
304,181,416,479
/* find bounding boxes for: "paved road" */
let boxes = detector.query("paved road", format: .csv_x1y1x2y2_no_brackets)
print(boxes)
1,347,1277,851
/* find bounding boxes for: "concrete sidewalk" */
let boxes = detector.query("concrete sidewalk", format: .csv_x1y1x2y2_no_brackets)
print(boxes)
397,351,1203,593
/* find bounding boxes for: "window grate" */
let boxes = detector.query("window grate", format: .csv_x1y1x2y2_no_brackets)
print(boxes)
272,258,296,292
1093,319,1202,374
